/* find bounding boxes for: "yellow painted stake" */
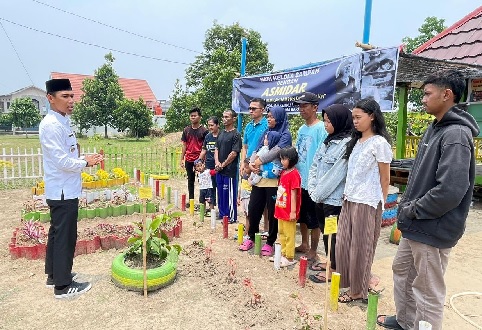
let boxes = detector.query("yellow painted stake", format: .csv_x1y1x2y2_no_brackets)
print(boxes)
161,183,165,199
330,272,341,311
237,223,244,245
189,199,194,216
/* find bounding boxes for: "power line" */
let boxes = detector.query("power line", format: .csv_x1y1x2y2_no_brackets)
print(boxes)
0,20,36,87
31,0,202,54
0,17,191,65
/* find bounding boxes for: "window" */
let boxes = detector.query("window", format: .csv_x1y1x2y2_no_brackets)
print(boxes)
32,99,40,110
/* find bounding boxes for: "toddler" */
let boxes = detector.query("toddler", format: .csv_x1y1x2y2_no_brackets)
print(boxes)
237,158,252,239
249,131,283,185
194,159,216,216
274,146,301,267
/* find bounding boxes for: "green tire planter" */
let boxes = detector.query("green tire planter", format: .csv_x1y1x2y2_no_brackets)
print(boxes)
107,206,113,217
118,204,127,216
39,212,51,223
86,209,97,219
23,211,40,221
126,204,135,215
111,253,177,292
133,203,141,213
96,207,109,219
112,205,122,217
146,202,156,213
78,208,87,221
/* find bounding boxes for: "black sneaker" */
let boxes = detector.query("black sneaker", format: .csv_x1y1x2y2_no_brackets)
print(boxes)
46,272,78,288
54,281,92,299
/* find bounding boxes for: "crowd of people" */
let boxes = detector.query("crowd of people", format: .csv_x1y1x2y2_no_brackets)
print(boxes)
180,69,478,329
41,69,478,329
182,92,392,303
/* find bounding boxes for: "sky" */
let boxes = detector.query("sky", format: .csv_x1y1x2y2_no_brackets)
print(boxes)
0,0,479,100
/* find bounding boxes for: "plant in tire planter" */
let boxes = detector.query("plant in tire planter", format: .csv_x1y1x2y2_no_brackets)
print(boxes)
111,207,183,292
14,220,47,260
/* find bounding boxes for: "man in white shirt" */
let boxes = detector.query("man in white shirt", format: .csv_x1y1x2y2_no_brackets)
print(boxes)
40,78,103,299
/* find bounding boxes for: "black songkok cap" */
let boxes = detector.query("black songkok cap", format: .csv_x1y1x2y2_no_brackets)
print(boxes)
45,79,72,94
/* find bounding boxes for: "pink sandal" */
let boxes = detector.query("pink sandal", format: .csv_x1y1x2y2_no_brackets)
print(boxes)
239,239,254,251
261,244,274,256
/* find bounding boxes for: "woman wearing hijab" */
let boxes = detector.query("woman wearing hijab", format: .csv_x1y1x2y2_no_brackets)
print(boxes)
307,104,353,282
239,106,292,256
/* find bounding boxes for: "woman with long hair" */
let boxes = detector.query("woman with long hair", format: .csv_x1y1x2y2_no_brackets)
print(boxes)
335,98,392,303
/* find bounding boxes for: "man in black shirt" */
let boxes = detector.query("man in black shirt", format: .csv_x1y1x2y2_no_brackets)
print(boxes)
215,109,242,223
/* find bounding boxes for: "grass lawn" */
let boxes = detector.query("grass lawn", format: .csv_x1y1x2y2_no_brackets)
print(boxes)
0,133,184,189
0,133,181,151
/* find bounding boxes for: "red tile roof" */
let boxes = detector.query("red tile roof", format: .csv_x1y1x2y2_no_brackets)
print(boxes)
413,6,482,65
50,72,158,107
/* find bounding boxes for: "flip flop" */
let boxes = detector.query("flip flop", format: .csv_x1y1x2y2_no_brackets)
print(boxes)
260,231,269,239
309,261,326,271
376,315,403,330
338,292,368,304
309,273,331,283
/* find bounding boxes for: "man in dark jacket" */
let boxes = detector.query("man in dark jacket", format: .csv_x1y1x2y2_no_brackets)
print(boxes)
378,70,480,330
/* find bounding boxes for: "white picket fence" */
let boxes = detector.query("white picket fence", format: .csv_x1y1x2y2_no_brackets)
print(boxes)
1,147,98,182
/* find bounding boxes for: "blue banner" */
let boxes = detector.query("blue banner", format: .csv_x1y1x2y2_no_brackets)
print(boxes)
232,46,399,113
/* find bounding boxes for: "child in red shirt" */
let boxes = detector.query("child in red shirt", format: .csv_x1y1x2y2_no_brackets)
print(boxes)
274,147,301,267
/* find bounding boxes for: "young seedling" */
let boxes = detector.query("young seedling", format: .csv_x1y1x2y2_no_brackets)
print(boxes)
227,258,237,282
243,278,261,306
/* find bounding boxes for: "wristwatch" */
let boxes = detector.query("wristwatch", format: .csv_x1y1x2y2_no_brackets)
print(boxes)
80,156,88,167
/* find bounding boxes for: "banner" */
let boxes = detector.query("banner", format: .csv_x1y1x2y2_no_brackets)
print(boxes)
232,46,399,113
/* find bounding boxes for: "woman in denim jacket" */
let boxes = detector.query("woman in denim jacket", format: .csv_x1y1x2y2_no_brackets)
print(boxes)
307,104,352,283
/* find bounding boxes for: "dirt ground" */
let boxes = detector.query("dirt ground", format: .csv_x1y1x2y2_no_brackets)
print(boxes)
1,179,481,330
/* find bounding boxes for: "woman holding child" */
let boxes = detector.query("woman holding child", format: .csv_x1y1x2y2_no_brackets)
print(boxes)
239,106,292,256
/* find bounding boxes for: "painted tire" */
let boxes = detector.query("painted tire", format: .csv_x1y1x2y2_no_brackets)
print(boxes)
111,253,177,292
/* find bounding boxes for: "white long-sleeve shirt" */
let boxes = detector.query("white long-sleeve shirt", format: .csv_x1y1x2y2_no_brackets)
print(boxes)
39,111,86,200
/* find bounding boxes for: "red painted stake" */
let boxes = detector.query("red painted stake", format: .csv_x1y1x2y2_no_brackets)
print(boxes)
223,216,229,239
299,256,308,287
99,149,105,170
155,180,160,196
181,194,186,211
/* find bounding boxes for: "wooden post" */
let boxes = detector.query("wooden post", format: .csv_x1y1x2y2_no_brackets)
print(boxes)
142,198,147,298
324,233,332,330
396,84,408,159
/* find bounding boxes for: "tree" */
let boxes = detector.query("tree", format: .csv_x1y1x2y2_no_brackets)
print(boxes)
164,80,200,133
166,22,273,132
0,112,13,131
402,17,446,111
76,53,124,137
9,97,42,138
71,102,93,136
113,98,153,139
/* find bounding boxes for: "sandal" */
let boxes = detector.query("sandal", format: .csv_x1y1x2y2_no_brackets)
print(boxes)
239,239,254,251
261,244,274,256
338,292,368,304
280,257,297,268
309,261,326,271
376,315,403,330
261,231,269,239
309,273,331,283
